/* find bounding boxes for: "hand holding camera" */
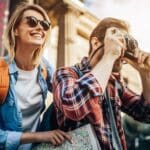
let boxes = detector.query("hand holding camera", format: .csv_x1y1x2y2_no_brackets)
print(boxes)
104,27,126,59
124,34,150,72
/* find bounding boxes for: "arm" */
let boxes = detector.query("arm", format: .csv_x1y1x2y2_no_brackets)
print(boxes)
121,85,150,123
139,69,150,103
20,130,72,146
0,109,71,149
91,54,117,92
53,67,103,121
0,129,22,150
91,27,126,92
123,49,150,103
0,128,71,149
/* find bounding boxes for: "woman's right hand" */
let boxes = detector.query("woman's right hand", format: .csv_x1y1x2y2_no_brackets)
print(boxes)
21,129,72,146
37,129,72,145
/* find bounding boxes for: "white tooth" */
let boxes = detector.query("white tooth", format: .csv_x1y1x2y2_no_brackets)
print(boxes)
32,34,42,38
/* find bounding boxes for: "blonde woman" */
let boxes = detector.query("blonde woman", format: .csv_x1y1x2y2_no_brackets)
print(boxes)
0,3,71,150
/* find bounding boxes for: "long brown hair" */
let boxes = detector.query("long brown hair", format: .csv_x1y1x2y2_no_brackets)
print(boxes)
4,2,51,64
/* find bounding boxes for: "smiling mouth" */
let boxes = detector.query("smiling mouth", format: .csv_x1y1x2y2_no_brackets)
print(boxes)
30,33,44,39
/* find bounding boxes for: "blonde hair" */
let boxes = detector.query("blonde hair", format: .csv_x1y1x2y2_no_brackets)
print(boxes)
4,2,51,64
89,17,129,55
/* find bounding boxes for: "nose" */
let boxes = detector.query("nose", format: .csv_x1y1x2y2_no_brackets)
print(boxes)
36,21,44,30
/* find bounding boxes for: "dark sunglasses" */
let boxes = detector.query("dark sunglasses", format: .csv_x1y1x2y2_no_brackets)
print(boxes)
24,16,51,31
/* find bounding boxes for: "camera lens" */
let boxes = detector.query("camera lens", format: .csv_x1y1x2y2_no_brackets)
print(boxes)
124,34,138,53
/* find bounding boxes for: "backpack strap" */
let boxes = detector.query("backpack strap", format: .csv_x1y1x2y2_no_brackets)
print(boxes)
0,58,48,105
105,88,123,150
0,58,9,104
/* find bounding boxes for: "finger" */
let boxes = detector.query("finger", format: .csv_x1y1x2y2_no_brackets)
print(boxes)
137,51,143,63
141,53,148,64
144,55,150,66
119,37,126,46
52,134,62,145
107,27,125,42
49,137,57,146
123,57,140,71
114,30,126,46
120,39,126,57
55,132,65,143
133,48,140,58
114,39,126,56
110,27,117,35
57,130,73,143
106,27,115,36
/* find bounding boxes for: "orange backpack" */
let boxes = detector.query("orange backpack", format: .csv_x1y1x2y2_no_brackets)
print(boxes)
0,58,48,104
0,58,9,104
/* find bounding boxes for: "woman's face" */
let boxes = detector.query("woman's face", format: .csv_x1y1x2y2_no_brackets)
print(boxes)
14,9,50,49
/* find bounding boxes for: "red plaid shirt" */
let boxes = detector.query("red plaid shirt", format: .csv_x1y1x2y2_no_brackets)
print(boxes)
52,57,150,150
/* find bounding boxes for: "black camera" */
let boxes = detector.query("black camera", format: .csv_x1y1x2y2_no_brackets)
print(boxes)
124,34,138,60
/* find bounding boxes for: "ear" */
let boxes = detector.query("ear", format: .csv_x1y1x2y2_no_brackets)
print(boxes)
91,37,101,51
14,28,19,36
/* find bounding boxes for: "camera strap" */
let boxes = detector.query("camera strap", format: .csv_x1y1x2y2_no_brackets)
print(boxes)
105,85,123,150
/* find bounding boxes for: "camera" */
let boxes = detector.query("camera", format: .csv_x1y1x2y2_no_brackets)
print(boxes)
124,34,138,60
124,35,150,69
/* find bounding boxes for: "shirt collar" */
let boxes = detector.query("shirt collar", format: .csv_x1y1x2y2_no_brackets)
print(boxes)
8,59,18,74
74,57,92,74
8,59,44,75
109,72,121,85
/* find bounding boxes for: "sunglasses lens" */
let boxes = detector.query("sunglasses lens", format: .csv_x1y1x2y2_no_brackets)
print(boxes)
27,17,38,27
26,16,50,31
40,20,50,31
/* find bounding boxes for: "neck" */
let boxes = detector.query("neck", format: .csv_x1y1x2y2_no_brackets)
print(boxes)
15,58,36,70
89,45,104,68
15,47,38,71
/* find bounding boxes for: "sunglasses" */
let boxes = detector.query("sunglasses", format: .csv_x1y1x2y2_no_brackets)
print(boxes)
24,16,51,31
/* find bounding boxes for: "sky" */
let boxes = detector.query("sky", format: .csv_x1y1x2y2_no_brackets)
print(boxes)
85,0,150,52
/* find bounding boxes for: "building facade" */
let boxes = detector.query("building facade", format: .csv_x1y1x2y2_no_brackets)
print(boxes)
2,0,142,92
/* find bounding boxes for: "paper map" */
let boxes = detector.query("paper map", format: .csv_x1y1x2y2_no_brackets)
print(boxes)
34,124,101,150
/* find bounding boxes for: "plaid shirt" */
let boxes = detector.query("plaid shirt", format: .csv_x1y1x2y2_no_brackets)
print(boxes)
52,57,150,150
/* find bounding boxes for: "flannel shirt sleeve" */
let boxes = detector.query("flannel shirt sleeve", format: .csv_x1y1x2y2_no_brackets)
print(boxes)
121,86,150,123
52,67,103,121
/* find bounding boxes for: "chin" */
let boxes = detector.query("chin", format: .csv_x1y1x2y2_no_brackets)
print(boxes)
34,40,44,45
113,60,122,73
31,41,44,47
112,67,121,73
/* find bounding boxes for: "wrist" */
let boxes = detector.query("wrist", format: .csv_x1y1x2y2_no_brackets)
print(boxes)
102,53,118,63
20,132,39,144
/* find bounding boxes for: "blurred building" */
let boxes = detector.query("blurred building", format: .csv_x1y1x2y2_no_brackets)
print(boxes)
38,0,99,68
37,0,142,93
2,0,142,92
0,0,9,56
2,1,148,148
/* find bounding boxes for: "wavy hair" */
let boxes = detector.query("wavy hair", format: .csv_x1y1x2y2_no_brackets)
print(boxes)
4,2,51,64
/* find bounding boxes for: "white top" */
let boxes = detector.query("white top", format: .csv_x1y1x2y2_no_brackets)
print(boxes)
15,66,43,150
